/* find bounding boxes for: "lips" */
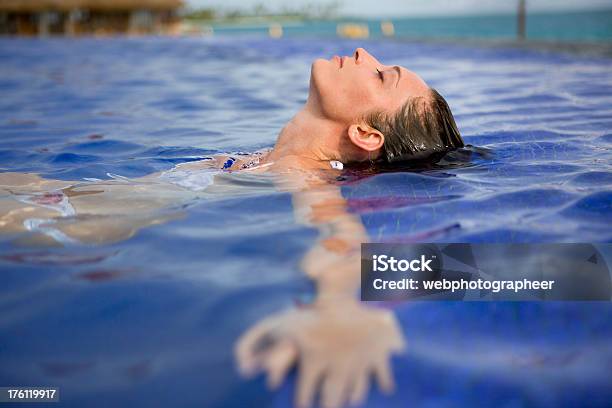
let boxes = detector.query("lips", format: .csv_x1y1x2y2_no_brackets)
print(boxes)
332,55,342,68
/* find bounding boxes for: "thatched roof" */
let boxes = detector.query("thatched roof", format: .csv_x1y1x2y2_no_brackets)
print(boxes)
0,0,183,12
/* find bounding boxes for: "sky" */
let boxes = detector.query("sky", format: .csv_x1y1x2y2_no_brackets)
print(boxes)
186,0,612,17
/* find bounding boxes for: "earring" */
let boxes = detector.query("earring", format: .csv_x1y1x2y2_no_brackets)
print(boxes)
330,160,344,170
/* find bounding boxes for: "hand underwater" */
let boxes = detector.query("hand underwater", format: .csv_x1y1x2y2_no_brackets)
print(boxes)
235,300,406,408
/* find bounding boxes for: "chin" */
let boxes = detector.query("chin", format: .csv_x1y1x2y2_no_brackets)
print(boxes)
310,58,329,81
308,59,341,120
308,60,327,97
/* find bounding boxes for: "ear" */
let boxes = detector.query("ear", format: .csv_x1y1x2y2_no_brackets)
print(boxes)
347,123,384,152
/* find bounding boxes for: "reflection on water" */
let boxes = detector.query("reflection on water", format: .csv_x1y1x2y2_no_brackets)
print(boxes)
0,36,611,407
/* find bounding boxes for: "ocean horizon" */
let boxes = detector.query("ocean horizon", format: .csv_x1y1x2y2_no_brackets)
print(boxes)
206,9,612,43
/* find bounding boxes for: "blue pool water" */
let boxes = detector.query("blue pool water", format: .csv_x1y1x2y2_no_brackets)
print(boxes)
1,36,611,407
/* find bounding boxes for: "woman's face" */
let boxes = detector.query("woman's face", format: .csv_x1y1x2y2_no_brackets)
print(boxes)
309,48,430,124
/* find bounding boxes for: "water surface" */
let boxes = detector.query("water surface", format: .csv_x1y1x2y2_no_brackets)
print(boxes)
0,37,611,407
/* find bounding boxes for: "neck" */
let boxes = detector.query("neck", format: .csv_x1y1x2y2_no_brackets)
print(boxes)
265,105,345,166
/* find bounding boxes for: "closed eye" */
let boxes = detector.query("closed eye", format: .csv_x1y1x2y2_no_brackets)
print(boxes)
376,68,384,82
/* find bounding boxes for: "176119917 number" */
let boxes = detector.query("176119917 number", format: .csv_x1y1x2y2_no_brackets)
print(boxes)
0,387,59,402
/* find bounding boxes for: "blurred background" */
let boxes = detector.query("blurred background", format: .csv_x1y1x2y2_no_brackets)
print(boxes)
1,0,611,44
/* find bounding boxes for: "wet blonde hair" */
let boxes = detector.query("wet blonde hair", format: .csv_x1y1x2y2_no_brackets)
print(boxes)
366,89,464,163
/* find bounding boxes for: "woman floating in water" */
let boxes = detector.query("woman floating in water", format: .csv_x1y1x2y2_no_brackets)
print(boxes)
0,48,463,408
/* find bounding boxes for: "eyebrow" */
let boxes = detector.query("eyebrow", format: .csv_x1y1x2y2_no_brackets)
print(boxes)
393,66,401,88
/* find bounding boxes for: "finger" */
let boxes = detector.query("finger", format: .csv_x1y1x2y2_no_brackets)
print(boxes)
265,340,298,389
387,319,407,353
296,361,325,408
388,331,407,353
348,369,369,406
235,318,279,376
321,365,352,408
378,310,407,353
373,358,395,395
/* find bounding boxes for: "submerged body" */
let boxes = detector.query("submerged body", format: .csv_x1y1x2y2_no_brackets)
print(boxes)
0,147,404,408
0,151,278,245
0,47,464,408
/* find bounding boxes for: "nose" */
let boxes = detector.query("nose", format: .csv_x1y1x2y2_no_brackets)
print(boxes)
354,47,380,67
354,48,365,64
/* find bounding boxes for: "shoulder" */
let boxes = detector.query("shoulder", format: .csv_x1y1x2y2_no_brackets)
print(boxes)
266,156,340,191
